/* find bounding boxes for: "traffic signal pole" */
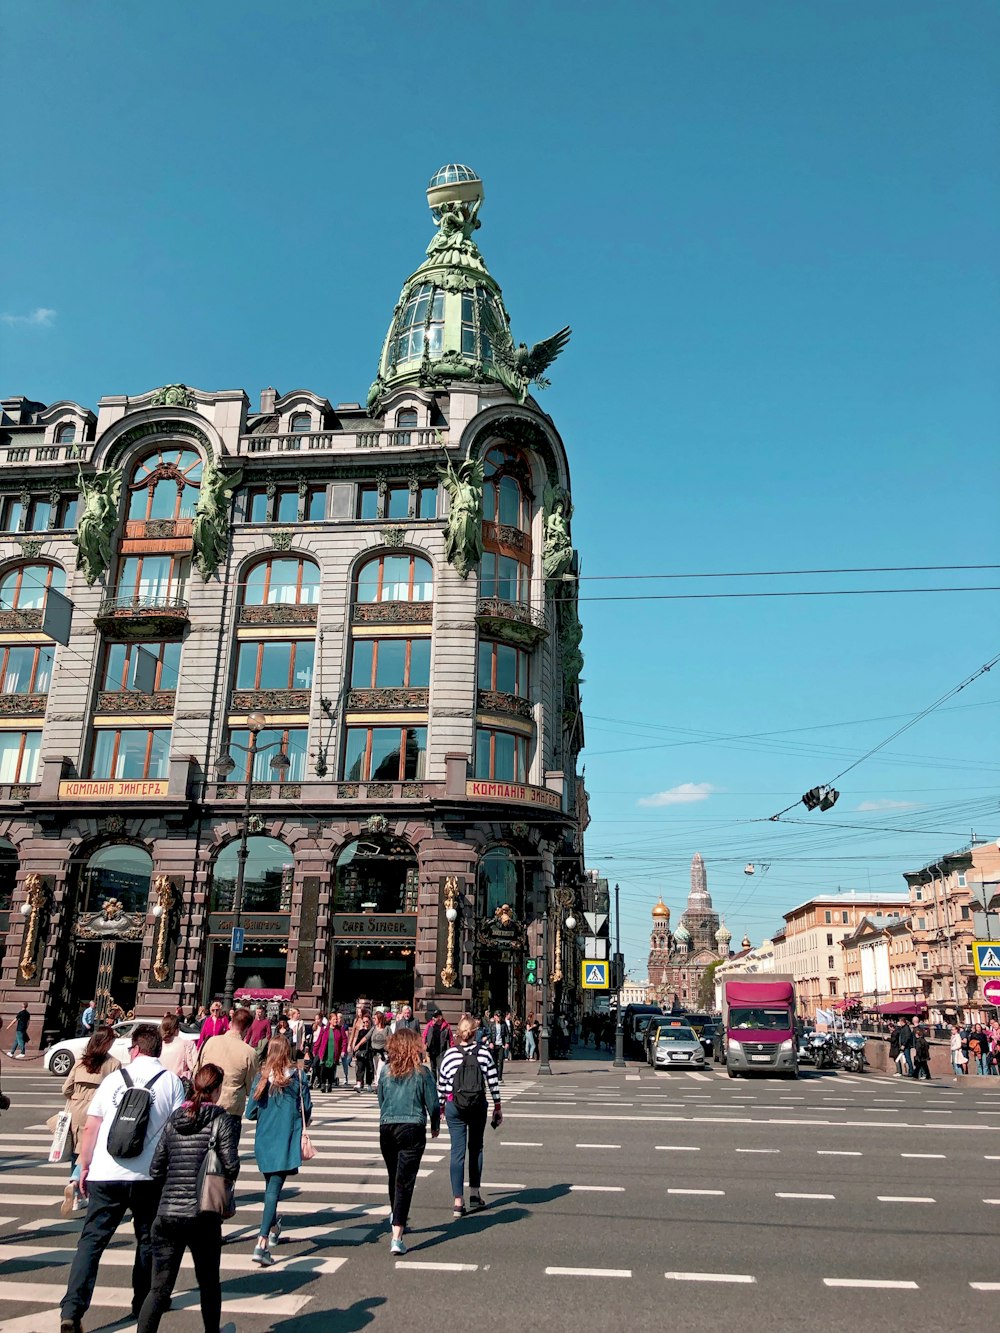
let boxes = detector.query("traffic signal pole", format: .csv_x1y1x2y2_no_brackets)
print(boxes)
613,881,625,1068
538,908,552,1075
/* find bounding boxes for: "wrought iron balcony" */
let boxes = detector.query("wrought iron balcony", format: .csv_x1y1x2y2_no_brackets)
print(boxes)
95,593,189,637
475,597,548,647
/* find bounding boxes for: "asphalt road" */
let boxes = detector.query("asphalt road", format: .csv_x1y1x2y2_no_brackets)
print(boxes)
1,1052,998,1331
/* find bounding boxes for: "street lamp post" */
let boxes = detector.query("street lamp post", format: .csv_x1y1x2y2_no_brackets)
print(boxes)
216,712,290,1013
537,908,552,1075
613,881,625,1068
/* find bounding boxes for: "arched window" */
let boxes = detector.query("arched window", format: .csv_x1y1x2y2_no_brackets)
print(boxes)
211,836,293,912
0,563,65,611
81,844,153,916
0,838,16,914
483,446,528,530
396,408,418,429
56,423,77,445
392,283,444,364
290,412,312,434
478,847,521,918
243,556,320,606
355,552,432,604
334,836,418,913
127,447,204,522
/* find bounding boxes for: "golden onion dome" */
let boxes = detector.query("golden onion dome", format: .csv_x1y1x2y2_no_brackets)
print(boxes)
651,897,671,920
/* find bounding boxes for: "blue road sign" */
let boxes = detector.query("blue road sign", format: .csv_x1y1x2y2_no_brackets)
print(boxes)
581,960,610,989
231,926,245,954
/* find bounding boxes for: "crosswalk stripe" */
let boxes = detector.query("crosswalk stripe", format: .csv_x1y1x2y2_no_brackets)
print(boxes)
0,1281,313,1316
0,1243,348,1274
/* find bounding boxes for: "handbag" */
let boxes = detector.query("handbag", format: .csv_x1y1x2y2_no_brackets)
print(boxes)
47,1110,72,1163
298,1074,316,1161
197,1116,236,1218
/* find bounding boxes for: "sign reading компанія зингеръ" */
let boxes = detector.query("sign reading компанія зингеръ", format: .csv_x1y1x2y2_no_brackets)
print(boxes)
59,779,169,800
465,780,561,809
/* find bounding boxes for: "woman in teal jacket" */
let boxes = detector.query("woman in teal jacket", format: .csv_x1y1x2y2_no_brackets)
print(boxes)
377,1026,440,1255
246,1035,312,1266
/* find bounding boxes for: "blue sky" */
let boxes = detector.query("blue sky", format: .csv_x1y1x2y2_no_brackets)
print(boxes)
3,1,998,976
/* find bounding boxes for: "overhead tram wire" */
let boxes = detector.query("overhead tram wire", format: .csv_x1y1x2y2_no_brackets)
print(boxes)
574,563,1000,582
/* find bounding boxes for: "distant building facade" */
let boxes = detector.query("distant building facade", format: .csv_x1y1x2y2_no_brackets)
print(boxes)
647,854,731,1009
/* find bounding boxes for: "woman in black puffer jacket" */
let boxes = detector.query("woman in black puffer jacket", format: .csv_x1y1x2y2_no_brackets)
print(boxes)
137,1063,240,1333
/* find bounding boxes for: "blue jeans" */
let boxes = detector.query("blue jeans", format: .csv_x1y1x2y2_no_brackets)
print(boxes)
9,1029,26,1055
978,1055,990,1076
445,1100,487,1198
952,1059,965,1075
525,1031,537,1060
260,1171,289,1240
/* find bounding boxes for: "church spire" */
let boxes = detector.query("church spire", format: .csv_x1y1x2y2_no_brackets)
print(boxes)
687,852,713,911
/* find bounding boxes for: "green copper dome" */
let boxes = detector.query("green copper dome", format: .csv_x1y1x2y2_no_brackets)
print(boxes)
368,168,571,414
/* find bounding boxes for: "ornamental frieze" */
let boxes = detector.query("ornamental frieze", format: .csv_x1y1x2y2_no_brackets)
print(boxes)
347,687,429,712
476,689,532,721
337,783,360,798
352,602,433,625
230,688,312,712
143,519,177,539
367,782,393,798
483,520,530,554
76,898,145,941
0,609,43,633
0,693,48,717
96,690,176,714
239,604,318,626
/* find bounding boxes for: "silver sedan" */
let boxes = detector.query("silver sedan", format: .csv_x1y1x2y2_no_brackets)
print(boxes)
650,1025,706,1070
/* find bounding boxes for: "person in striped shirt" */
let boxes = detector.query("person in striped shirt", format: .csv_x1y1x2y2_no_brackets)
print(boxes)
436,1014,503,1217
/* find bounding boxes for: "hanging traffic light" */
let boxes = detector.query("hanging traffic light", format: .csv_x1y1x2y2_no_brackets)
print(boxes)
525,958,538,985
802,785,839,812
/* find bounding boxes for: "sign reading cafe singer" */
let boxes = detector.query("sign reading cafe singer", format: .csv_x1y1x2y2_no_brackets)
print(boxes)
59,779,169,800
466,780,561,810
333,913,417,939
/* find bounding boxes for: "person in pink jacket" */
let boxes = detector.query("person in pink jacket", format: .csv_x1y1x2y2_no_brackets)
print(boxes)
197,1001,229,1050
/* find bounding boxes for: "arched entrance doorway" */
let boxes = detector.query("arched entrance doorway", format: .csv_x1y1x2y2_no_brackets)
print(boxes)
68,844,152,1023
330,836,418,1011
207,836,294,1001
473,848,526,1017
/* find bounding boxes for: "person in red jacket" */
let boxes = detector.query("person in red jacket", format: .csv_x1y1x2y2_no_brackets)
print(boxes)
245,1005,272,1050
196,1001,229,1050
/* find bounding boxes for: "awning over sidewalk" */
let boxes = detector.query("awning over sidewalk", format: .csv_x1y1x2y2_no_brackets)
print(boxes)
234,987,297,1001
869,1000,927,1016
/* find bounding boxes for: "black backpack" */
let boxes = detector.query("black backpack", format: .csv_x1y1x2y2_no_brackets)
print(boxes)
452,1046,486,1115
106,1068,166,1159
427,1022,443,1058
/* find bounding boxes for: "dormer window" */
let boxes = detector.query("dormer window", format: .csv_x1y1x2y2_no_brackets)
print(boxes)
396,409,418,429
290,412,312,434
56,423,76,445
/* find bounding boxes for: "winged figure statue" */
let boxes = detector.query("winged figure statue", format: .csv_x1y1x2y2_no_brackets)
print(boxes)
478,298,572,399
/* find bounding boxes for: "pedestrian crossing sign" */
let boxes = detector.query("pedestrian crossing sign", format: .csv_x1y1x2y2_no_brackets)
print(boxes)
973,942,1000,976
581,960,610,989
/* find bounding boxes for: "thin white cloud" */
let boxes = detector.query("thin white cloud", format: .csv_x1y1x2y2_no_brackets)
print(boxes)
856,798,920,812
0,307,56,328
638,781,717,808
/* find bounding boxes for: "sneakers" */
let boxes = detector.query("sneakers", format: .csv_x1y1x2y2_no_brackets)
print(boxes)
390,1237,406,1256
13,1051,25,1059
60,1183,76,1219
252,1244,275,1266
268,1217,282,1246
469,1194,486,1211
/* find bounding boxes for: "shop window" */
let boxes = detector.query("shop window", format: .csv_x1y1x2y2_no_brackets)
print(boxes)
0,563,65,610
90,728,171,780
127,447,203,522
100,642,181,693
480,552,527,603
478,641,529,696
212,836,293,912
478,846,520,918
56,423,77,444
243,556,320,606
1,644,54,694
474,727,529,783
235,640,314,691
350,637,430,688
227,726,307,782
355,552,432,603
0,731,41,782
81,844,152,915
342,725,427,781
290,412,312,433
115,555,189,604
334,836,417,913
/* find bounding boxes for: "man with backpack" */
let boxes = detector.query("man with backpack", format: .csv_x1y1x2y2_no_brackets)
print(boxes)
422,1009,452,1077
436,1014,502,1218
59,1023,184,1333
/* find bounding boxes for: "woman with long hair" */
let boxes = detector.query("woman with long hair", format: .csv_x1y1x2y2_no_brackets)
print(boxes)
158,1012,196,1086
245,1035,312,1266
437,1014,503,1217
350,1012,375,1094
370,1009,390,1081
136,1063,240,1333
377,1027,440,1255
59,1024,120,1216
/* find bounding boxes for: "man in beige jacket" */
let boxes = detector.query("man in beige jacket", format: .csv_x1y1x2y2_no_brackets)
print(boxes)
197,1006,259,1121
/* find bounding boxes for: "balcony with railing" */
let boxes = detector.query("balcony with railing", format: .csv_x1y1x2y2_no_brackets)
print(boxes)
475,597,548,647
95,593,189,637
95,690,176,715
237,428,447,457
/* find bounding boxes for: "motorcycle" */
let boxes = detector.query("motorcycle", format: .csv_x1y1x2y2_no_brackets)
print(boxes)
838,1032,867,1073
810,1032,835,1070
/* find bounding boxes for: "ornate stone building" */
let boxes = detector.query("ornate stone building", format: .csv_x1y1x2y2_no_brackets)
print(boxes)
647,854,731,1009
0,165,588,1033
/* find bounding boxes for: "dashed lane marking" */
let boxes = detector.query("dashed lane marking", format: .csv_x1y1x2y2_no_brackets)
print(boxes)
824,1279,918,1290
982,1199,1000,1205
737,1149,780,1154
501,1141,543,1147
901,1153,945,1159
970,1282,1000,1290
776,1193,835,1200
877,1196,936,1204
668,1188,725,1196
817,1150,862,1156
655,1146,700,1151
665,1271,756,1284
569,1185,625,1192
546,1266,632,1278
396,1261,479,1272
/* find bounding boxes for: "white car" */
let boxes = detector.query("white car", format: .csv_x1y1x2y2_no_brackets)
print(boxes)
44,1020,141,1077
651,1025,706,1070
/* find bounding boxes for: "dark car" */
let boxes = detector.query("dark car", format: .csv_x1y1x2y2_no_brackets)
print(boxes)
699,1022,720,1057
712,1025,726,1063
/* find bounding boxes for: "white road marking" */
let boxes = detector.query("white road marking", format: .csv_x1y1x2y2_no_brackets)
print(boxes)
970,1282,1000,1290
982,1199,1000,1205
900,1153,945,1159
0,1282,312,1314
776,1192,835,1200
570,1185,624,1192
824,1279,918,1290
479,1182,525,1190
396,1261,479,1272
546,1266,632,1278
877,1196,936,1204
656,1146,700,1151
668,1188,725,1196
0,1243,347,1274
737,1148,779,1154
817,1150,861,1156
576,1143,620,1149
502,1141,543,1147
666,1271,756,1284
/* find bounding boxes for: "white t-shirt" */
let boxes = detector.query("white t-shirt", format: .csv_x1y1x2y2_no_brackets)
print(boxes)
86,1055,184,1183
